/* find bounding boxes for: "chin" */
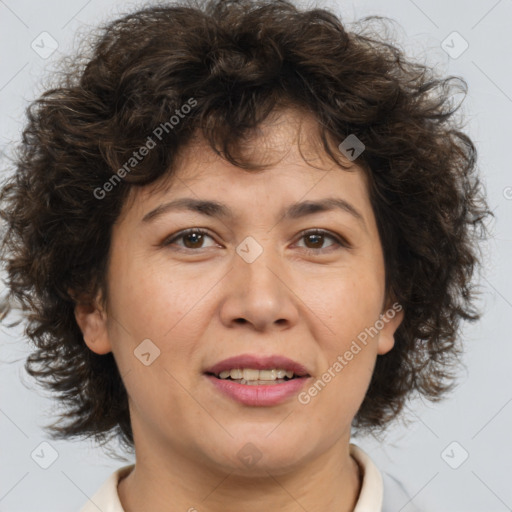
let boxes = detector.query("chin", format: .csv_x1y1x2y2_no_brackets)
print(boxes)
206,434,312,476
226,453,308,478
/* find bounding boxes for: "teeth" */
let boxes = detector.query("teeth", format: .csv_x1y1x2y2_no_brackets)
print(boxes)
243,368,260,381
259,369,277,380
217,368,297,381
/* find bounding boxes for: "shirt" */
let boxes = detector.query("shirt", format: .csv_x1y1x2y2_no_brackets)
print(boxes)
79,443,422,512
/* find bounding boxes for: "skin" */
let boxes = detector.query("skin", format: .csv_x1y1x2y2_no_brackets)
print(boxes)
75,108,404,512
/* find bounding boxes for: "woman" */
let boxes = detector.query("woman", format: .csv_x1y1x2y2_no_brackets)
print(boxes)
0,0,492,510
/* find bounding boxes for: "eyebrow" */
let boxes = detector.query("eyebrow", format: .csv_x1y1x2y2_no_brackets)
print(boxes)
141,196,367,229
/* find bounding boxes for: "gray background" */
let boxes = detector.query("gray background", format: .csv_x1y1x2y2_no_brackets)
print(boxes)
0,0,510,511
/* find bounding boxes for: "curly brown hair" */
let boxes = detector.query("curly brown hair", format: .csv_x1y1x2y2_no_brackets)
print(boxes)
0,0,493,455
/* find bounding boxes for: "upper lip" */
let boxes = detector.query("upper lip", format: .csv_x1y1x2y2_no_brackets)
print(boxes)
204,354,311,377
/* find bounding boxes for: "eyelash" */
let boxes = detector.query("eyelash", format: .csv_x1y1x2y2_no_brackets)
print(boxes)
161,228,350,254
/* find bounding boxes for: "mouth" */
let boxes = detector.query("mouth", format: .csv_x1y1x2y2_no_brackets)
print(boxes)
203,354,312,406
205,368,310,386
203,354,312,384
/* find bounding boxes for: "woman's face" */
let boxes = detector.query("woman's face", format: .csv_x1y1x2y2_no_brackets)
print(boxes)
77,109,403,476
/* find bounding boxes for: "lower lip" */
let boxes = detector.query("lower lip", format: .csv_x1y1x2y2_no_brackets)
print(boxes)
205,375,310,406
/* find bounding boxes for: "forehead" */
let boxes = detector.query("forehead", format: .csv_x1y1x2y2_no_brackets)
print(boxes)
120,108,372,223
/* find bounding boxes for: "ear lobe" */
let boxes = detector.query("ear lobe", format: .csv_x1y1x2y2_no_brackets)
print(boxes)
376,303,404,356
73,295,112,355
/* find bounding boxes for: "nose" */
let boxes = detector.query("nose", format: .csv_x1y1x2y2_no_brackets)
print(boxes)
219,240,300,332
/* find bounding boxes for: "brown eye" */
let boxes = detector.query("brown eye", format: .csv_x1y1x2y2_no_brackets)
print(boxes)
296,229,348,253
162,228,217,250
182,231,206,248
304,233,326,249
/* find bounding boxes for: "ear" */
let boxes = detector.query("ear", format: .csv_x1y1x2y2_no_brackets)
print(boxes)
376,297,404,356
72,290,112,355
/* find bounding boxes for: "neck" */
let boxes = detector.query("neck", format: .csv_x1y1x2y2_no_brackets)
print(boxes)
118,436,362,512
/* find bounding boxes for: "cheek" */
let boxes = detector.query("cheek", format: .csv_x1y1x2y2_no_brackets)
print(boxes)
301,265,384,396
308,264,384,338
107,242,177,329
303,275,382,419
106,252,216,365
104,261,205,408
